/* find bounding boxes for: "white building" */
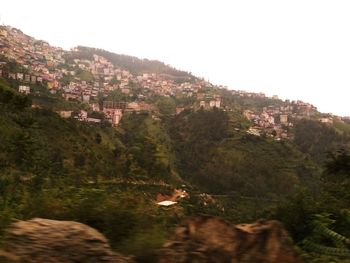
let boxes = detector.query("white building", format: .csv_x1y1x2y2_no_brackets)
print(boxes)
58,111,72,118
18,85,30,94
280,114,288,124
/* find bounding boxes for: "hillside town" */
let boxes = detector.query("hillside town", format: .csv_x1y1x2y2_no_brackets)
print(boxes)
0,25,348,140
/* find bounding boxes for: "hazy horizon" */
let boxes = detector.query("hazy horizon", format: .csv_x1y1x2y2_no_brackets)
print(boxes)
1,0,350,116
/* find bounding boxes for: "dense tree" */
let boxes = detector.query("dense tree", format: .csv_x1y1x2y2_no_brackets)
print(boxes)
294,119,350,163
1,78,350,262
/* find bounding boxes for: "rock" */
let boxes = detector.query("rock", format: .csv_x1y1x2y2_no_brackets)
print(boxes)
158,215,305,263
1,218,134,263
0,250,20,263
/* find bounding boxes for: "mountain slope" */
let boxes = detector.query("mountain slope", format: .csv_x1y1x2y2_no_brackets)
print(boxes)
167,109,320,196
67,46,197,82
294,119,350,163
0,78,183,259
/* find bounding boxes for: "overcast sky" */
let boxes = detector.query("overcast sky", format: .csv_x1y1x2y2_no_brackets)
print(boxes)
1,0,350,116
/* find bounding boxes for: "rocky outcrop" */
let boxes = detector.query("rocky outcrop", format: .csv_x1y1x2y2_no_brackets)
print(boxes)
0,250,20,263
158,215,305,263
0,216,305,263
0,218,134,263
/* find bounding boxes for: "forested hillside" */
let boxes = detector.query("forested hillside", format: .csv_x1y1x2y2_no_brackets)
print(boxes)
0,79,179,261
1,76,350,262
167,109,319,196
294,119,350,163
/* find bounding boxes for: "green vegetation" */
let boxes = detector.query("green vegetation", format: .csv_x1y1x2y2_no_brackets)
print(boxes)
0,55,29,73
75,68,94,83
68,46,196,81
106,89,130,102
1,78,350,262
119,112,180,183
156,96,176,116
268,149,350,262
294,119,350,163
0,80,182,260
0,79,30,110
168,109,319,196
334,120,350,135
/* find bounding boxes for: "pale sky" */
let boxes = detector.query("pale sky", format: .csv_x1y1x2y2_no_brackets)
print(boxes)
1,0,350,116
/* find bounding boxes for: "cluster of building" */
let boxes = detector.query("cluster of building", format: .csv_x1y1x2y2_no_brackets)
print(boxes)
244,109,293,139
238,90,345,139
60,53,133,101
0,25,224,126
243,99,320,139
60,55,222,125
196,92,221,110
63,55,213,101
0,26,64,87
2,25,349,137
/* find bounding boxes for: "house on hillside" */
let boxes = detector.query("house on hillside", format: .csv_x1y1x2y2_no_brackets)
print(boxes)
75,110,88,121
280,114,288,125
57,111,72,118
16,73,24,81
86,118,101,123
319,117,333,124
18,85,30,94
126,102,140,112
247,127,261,137
176,107,185,115
31,75,37,83
103,102,124,126
9,73,16,80
24,74,31,82
111,110,123,125
156,189,189,207
63,92,80,101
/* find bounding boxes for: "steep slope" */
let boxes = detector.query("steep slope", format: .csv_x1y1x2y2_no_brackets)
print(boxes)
0,81,122,185
2,25,350,263
66,46,197,82
167,109,320,196
118,112,181,183
0,79,182,260
294,119,350,164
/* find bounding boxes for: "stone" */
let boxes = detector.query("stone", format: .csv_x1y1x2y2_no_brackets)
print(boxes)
158,215,305,263
0,250,20,263
0,218,134,263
